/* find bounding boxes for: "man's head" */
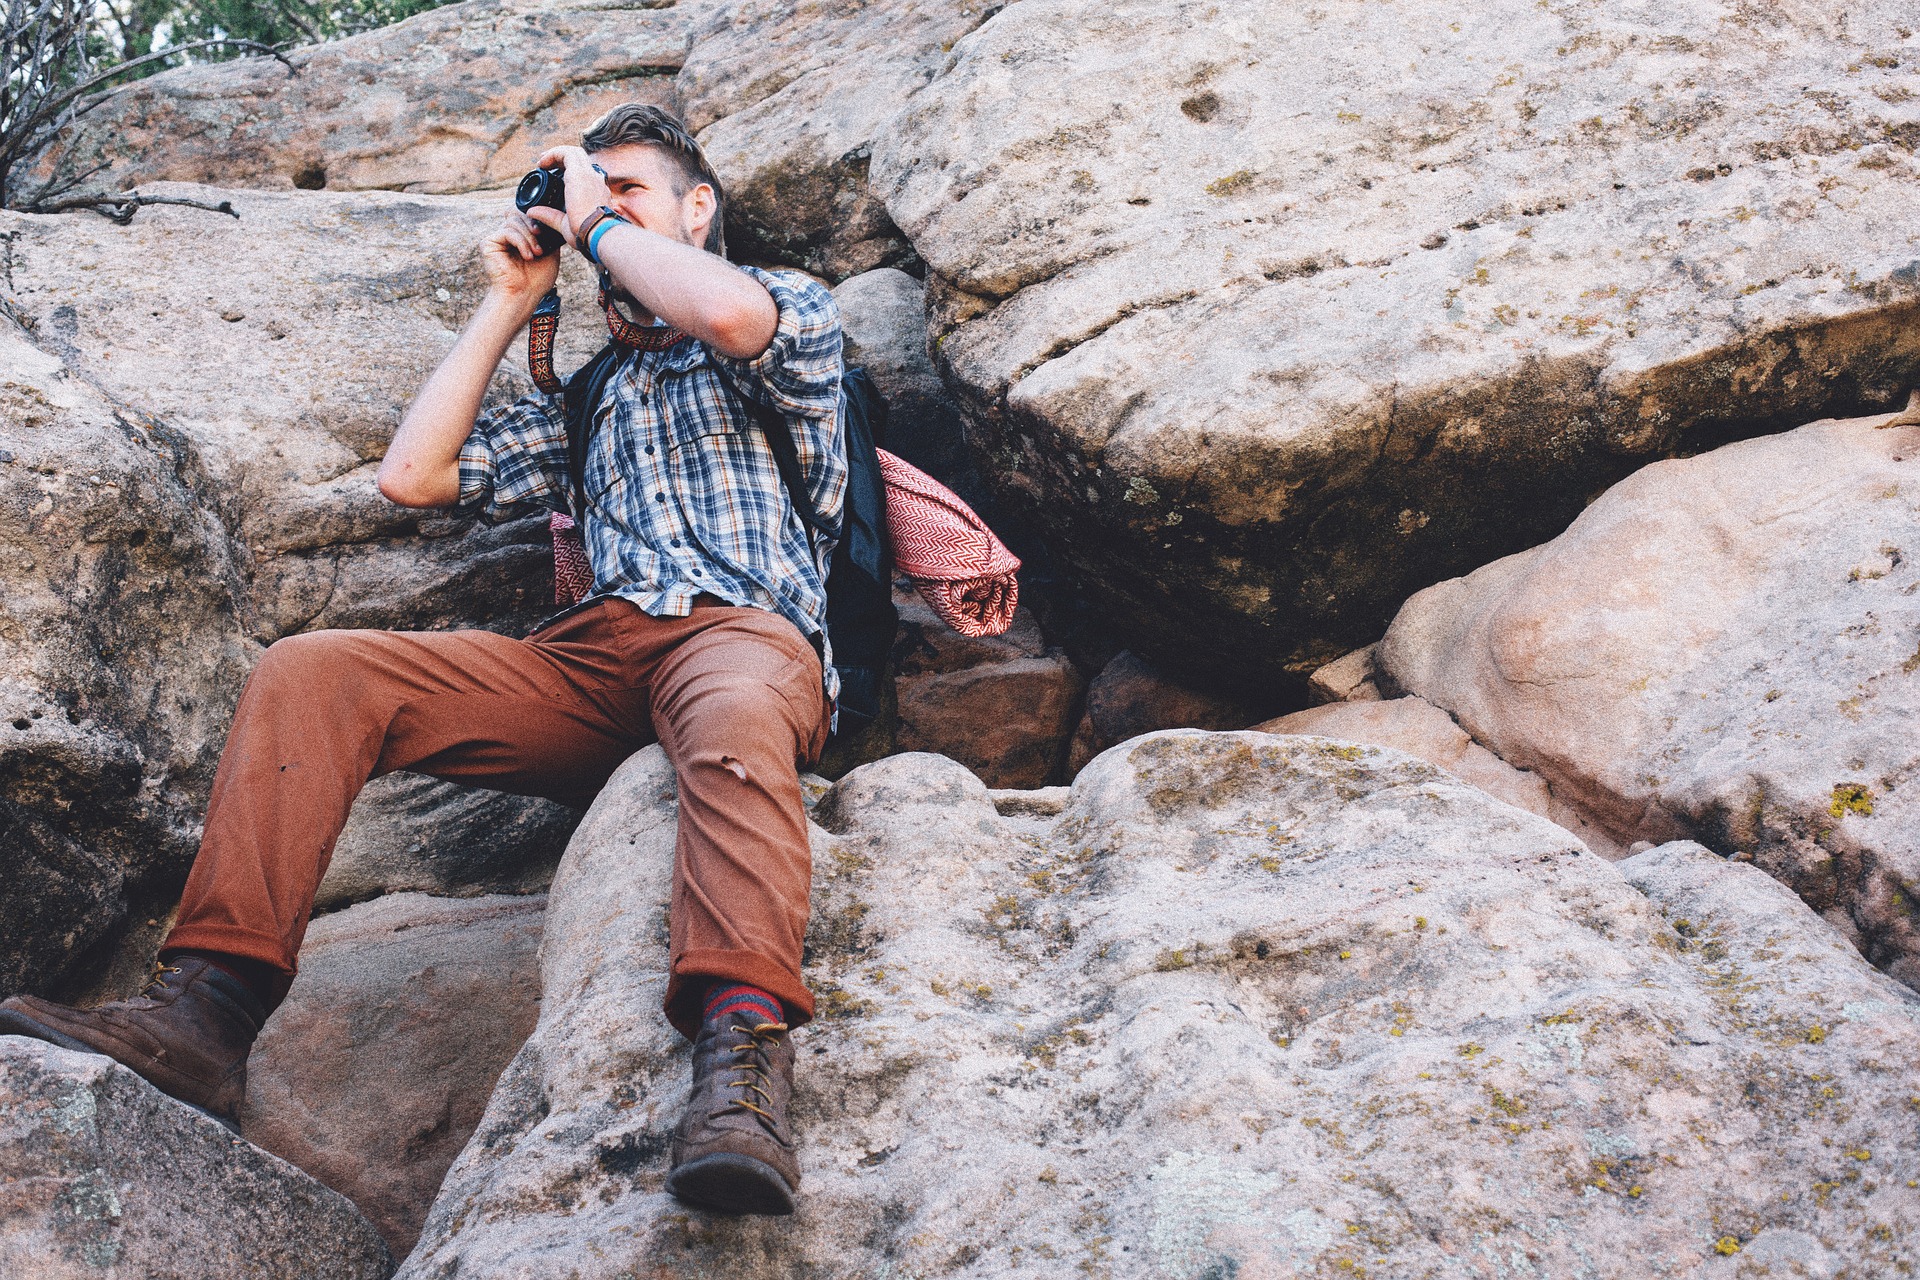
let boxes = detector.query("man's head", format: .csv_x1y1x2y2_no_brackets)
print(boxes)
582,104,727,257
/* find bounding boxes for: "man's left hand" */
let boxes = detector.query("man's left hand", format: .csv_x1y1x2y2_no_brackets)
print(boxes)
529,145,614,250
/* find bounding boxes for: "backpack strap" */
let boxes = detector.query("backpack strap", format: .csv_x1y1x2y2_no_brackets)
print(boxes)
560,341,627,519
748,395,842,542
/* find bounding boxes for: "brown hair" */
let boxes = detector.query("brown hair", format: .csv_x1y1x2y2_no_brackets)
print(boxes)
581,104,727,257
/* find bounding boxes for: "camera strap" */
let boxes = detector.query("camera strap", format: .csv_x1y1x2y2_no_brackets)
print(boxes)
527,281,687,396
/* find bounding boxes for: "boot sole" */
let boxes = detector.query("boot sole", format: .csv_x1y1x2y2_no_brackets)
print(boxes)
0,1009,241,1134
665,1152,796,1216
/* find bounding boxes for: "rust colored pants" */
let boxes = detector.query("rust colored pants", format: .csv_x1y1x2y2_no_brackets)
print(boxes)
163,598,828,1039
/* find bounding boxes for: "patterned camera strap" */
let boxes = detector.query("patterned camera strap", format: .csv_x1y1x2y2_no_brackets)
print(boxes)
527,275,686,395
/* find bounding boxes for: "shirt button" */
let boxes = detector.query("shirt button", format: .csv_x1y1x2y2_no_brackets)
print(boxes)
655,493,666,503
644,445,655,455
671,539,682,548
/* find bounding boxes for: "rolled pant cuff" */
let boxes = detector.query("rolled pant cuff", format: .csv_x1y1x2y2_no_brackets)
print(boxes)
667,947,814,1041
160,923,298,987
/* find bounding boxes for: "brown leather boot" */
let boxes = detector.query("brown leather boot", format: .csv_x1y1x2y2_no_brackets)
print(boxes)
0,955,266,1131
665,1006,801,1215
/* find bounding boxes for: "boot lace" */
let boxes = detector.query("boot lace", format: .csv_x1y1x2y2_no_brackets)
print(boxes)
138,961,182,997
723,1020,788,1131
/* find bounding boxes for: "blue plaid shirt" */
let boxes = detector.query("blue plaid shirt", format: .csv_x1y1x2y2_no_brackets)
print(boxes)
454,266,847,707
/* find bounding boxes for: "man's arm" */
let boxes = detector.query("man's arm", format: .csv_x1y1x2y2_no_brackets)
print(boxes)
378,210,559,508
527,145,778,360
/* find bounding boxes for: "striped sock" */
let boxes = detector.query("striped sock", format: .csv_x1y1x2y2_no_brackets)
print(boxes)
703,982,784,1028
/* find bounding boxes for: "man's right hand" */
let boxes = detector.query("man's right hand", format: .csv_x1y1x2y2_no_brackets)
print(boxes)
482,208,563,310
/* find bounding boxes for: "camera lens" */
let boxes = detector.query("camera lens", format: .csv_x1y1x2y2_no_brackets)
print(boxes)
515,169,555,213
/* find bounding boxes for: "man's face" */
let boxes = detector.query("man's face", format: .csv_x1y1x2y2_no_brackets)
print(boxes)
589,143,710,249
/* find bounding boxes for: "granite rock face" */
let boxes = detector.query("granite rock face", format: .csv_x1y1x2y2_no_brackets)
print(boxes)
0,1035,392,1279
319,773,577,909
0,188,602,998
873,0,1920,687
242,891,546,1257
890,587,1085,788
679,0,988,277
1256,696,1554,825
25,0,689,198
1379,406,1920,984
0,313,254,999
403,732,1920,1277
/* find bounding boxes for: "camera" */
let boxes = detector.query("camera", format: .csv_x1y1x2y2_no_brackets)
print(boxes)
515,167,567,251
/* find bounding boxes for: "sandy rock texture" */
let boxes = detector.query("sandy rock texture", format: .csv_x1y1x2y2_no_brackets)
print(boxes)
891,587,1084,789
25,0,688,198
1379,407,1920,986
1256,697,1554,824
0,188,602,998
32,0,992,280
0,313,253,999
242,891,546,1257
0,1035,392,1279
1066,648,1264,773
402,732,1920,1277
873,0,1920,687
678,0,990,277
319,773,577,909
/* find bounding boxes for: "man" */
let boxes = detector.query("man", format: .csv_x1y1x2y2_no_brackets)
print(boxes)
0,104,843,1217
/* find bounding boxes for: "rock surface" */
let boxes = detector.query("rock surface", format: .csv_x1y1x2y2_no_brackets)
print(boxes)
873,0,1920,687
891,586,1084,788
1066,648,1263,773
0,312,254,999
242,891,546,1257
0,1035,392,1279
319,773,577,909
1,187,602,998
1378,406,1920,986
405,732,1920,1277
27,0,687,198
1255,696,1554,823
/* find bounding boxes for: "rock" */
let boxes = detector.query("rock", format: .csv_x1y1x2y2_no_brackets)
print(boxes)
0,1036,392,1279
241,892,546,1258
0,312,254,999
318,773,578,909
405,732,1920,1277
26,0,689,197
0,187,605,997
1308,643,1383,705
871,0,1920,688
1376,407,1920,983
679,1,991,277
833,267,987,511
1065,649,1263,773
890,586,1084,788
1255,697,1554,824
2,186,605,642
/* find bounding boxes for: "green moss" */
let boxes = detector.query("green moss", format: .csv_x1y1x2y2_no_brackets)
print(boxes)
1830,783,1874,819
1206,169,1256,196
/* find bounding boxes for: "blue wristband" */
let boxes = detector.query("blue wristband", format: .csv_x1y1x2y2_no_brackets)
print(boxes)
586,214,626,265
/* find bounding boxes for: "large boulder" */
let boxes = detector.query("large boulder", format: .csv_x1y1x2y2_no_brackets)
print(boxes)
403,733,1920,1276
890,587,1084,788
319,774,576,909
0,187,603,997
1377,406,1920,984
0,313,253,999
25,0,690,197
1066,648,1266,773
0,1036,392,1279
242,891,547,1257
871,0,1920,689
678,0,988,277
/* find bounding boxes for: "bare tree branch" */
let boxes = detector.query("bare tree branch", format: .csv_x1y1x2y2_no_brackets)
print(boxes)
29,190,240,222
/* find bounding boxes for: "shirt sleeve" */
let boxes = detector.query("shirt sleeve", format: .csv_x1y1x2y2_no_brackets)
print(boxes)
451,386,572,523
714,266,848,537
